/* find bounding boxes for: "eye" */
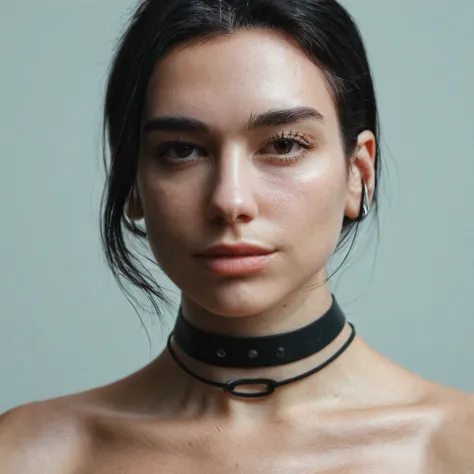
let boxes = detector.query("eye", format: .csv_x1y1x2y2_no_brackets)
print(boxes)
259,131,315,162
265,139,300,155
153,139,206,163
167,143,197,159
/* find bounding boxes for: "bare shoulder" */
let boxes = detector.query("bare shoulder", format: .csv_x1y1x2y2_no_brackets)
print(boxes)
0,363,176,474
424,384,474,473
0,397,93,474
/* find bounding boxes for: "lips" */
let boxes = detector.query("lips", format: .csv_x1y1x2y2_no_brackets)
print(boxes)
196,243,275,257
194,243,276,276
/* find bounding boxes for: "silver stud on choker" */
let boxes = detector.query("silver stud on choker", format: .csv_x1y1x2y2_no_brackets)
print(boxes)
248,349,258,359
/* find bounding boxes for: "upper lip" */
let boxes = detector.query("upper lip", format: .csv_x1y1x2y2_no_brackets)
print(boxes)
196,243,275,257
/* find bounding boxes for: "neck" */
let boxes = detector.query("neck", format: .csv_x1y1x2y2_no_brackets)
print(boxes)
165,285,365,421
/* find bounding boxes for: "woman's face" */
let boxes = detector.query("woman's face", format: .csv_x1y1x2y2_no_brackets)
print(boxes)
136,29,367,317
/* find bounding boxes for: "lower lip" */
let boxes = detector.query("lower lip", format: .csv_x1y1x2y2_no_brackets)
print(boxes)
196,253,276,276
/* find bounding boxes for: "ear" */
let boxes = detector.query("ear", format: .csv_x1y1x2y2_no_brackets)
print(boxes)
126,186,144,221
344,130,376,220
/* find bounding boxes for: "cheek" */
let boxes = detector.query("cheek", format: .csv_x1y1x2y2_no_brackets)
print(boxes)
137,177,199,263
266,174,347,280
262,156,348,245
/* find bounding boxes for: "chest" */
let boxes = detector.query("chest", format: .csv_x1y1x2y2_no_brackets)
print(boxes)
144,444,426,474
86,420,441,474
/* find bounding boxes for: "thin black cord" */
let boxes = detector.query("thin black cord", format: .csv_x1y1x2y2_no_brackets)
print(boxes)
166,323,356,397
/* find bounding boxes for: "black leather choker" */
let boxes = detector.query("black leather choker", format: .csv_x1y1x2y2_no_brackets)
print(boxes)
172,295,346,368
167,296,356,398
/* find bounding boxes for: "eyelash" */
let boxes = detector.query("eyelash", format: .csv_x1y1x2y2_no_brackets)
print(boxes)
152,130,315,166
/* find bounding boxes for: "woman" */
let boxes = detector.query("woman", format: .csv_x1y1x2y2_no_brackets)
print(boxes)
1,0,473,472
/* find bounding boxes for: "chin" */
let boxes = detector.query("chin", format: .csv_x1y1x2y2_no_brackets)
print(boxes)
187,276,299,318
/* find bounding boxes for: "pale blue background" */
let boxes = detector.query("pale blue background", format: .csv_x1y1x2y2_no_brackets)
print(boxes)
1,1,473,412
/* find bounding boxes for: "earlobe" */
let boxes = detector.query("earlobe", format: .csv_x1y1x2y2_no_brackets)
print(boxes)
126,186,144,221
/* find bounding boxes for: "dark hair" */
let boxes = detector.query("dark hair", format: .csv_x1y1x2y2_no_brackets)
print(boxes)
101,0,381,324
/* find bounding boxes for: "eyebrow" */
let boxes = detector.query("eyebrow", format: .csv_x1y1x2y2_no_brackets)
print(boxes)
142,106,325,135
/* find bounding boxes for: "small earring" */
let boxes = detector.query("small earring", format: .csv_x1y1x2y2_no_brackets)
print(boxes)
359,182,369,220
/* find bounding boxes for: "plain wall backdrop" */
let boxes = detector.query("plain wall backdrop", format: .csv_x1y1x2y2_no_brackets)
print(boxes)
0,0,473,413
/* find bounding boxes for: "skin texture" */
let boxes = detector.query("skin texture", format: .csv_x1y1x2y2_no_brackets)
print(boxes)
1,29,473,473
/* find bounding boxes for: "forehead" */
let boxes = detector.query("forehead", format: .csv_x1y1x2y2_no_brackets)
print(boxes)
145,29,338,131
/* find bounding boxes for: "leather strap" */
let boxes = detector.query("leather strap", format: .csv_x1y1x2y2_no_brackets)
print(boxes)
172,295,346,368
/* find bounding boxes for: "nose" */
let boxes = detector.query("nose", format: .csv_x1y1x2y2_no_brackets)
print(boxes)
205,147,258,225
